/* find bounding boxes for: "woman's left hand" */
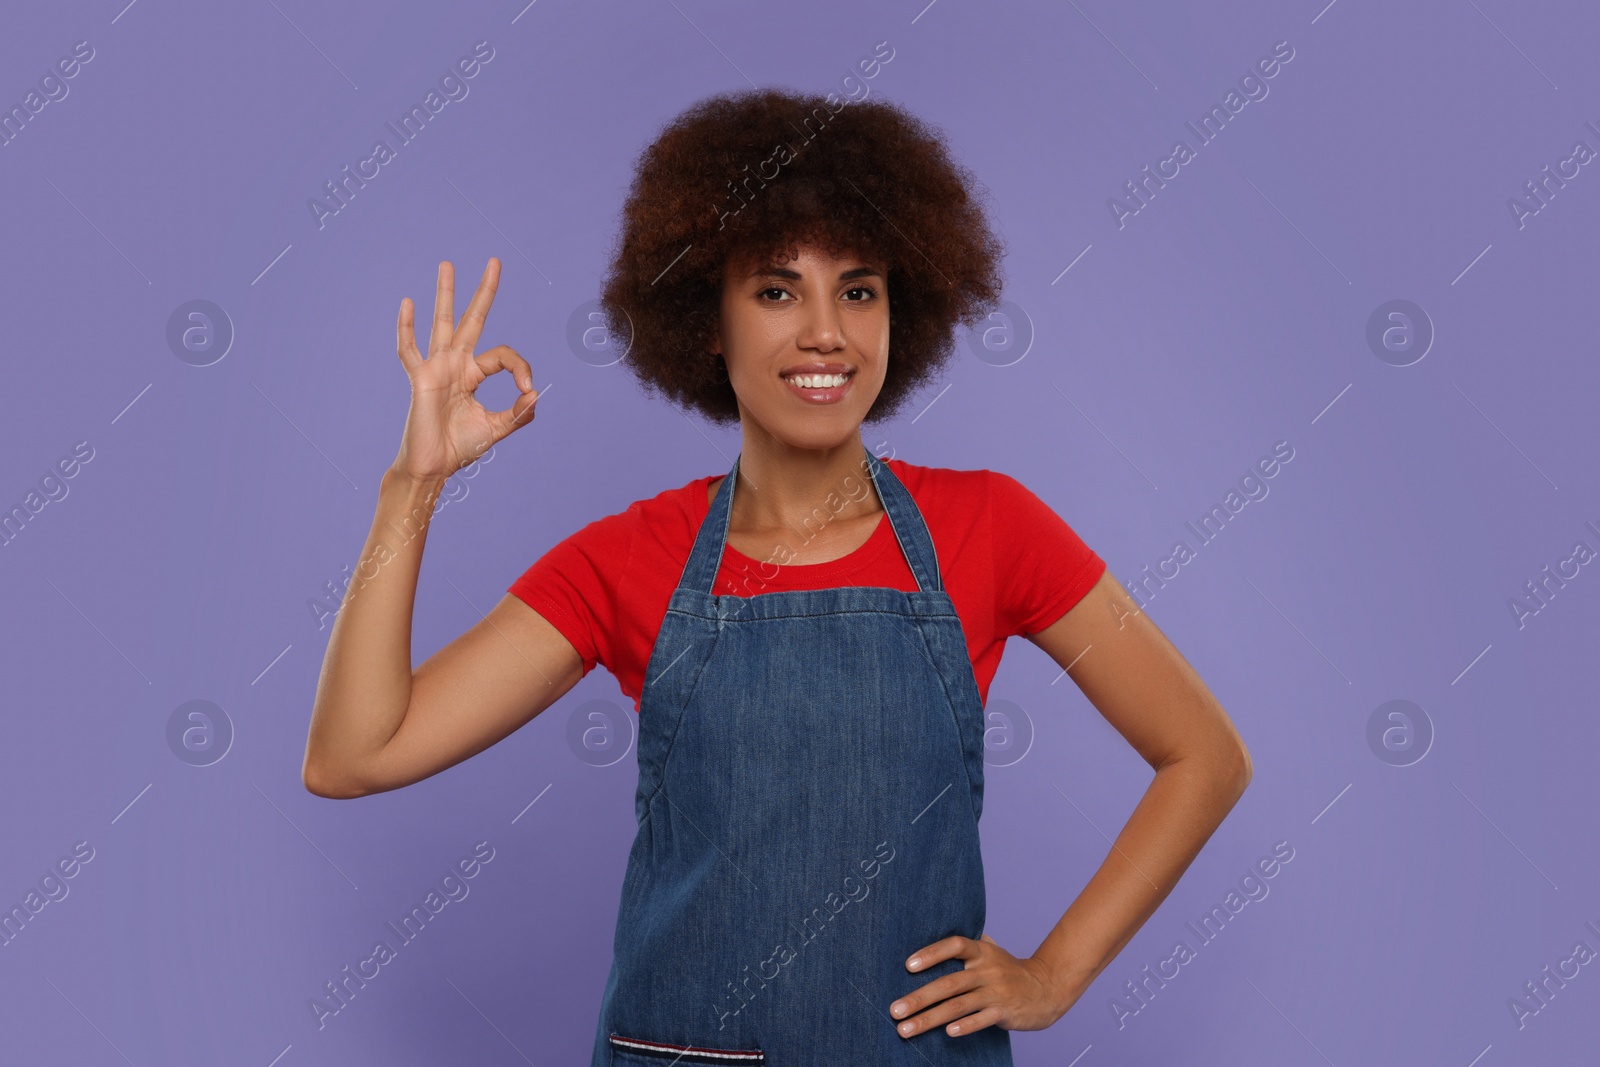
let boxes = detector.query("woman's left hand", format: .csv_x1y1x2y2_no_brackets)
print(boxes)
887,934,1076,1038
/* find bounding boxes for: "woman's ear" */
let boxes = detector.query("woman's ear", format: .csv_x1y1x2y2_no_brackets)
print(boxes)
709,335,730,380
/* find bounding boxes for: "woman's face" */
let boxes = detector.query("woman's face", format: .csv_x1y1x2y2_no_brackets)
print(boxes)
711,243,889,451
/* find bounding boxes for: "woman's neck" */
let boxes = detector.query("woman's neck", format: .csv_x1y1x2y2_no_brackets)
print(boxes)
722,433,882,536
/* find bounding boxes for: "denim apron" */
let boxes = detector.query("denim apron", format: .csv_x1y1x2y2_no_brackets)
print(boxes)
591,451,1013,1066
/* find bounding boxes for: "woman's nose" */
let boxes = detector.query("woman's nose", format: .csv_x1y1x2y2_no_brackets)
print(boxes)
798,302,845,350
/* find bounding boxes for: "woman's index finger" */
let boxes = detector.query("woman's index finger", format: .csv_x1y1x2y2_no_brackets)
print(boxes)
454,257,501,353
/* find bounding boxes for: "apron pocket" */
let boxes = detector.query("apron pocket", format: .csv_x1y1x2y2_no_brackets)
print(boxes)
608,1032,765,1065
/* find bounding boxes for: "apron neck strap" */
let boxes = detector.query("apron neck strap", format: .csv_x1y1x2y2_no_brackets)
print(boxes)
677,450,945,596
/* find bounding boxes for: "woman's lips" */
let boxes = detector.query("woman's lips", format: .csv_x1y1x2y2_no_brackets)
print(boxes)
781,371,854,404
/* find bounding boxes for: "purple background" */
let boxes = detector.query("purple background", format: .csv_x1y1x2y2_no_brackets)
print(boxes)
3,0,1597,1063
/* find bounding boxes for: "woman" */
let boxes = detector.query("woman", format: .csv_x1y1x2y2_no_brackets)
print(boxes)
303,88,1251,1065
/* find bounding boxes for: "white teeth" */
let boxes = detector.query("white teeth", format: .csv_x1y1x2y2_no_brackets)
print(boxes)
785,373,849,388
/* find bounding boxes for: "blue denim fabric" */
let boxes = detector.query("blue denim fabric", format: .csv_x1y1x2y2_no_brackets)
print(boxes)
592,452,1013,1066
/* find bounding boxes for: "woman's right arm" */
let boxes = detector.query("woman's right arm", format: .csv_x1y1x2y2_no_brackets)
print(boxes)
302,257,583,799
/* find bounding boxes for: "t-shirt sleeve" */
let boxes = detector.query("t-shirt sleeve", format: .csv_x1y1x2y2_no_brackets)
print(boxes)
506,506,637,681
988,470,1106,637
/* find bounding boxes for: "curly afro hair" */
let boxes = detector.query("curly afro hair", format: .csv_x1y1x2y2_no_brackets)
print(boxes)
598,87,1006,426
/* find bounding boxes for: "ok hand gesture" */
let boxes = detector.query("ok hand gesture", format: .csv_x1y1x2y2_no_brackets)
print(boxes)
391,257,538,483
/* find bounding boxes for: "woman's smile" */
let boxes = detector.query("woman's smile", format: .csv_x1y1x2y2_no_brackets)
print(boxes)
780,367,857,404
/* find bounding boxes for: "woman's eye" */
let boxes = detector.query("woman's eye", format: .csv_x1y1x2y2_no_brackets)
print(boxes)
758,285,878,302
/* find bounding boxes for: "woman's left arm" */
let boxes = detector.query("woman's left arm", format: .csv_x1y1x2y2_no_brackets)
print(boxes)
888,568,1252,1039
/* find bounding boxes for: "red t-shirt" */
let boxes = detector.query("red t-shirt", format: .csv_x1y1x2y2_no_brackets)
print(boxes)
507,459,1106,712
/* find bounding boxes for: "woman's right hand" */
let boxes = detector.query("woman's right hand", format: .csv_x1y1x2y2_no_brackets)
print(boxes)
391,257,538,483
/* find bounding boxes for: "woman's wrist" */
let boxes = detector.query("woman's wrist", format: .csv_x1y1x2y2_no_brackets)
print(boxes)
382,463,450,500
1027,950,1096,1014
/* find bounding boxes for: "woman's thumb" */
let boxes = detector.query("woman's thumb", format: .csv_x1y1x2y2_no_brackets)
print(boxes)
497,387,539,434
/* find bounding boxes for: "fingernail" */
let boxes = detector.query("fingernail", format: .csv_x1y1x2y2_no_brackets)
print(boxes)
899,1022,912,1035
907,957,921,969
890,1002,904,1017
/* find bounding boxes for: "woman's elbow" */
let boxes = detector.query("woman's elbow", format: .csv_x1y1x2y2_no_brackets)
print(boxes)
1230,740,1253,797
302,757,369,800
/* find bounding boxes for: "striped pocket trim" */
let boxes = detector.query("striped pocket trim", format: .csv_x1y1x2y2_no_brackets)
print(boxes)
608,1033,765,1064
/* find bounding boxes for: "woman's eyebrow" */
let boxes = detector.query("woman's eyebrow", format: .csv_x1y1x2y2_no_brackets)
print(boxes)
748,266,884,281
